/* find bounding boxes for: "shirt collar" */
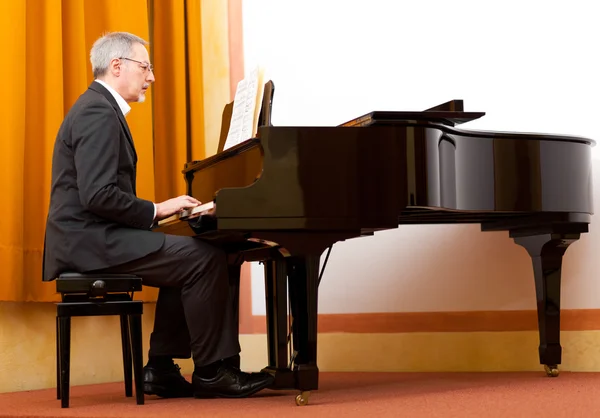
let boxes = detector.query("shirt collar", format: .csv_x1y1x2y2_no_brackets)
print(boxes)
94,79,131,117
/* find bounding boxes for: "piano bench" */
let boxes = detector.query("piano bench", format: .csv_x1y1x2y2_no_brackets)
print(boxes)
54,272,144,408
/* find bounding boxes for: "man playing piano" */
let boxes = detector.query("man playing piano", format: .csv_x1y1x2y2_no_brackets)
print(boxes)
42,31,274,399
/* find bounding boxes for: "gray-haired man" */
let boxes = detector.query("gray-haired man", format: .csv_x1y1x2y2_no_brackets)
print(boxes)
43,31,273,399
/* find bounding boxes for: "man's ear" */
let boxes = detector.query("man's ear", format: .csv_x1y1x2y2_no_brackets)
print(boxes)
109,58,121,77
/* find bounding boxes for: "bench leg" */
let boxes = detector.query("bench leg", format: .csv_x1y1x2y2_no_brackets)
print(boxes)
120,315,133,397
58,316,71,408
56,316,60,400
129,314,144,405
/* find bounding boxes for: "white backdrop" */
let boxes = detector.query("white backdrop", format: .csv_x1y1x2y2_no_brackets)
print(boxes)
241,0,600,315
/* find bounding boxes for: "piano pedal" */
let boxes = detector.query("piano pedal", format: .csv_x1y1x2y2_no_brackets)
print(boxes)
544,364,559,377
295,391,310,406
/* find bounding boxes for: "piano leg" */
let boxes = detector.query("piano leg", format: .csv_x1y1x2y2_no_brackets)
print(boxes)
287,256,320,405
262,260,295,387
261,256,320,406
513,232,582,377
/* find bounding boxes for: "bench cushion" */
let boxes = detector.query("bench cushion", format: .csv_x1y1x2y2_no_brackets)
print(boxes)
56,273,142,294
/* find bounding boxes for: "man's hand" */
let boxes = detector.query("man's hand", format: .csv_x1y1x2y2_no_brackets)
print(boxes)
155,195,201,220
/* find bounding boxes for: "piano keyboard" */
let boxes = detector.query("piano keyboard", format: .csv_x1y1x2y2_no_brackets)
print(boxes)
157,201,215,227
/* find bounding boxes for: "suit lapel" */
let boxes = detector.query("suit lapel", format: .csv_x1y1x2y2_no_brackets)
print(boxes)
88,81,138,162
116,109,138,162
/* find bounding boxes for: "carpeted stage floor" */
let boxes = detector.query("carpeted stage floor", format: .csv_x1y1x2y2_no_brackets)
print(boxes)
2,372,600,417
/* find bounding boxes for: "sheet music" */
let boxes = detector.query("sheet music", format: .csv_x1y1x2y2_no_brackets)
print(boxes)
243,67,260,140
224,79,247,149
223,66,263,150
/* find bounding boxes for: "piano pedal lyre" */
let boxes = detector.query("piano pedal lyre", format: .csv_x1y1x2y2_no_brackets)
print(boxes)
287,309,309,406
544,364,559,377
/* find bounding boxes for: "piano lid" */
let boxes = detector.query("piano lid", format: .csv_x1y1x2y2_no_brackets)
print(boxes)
339,99,485,127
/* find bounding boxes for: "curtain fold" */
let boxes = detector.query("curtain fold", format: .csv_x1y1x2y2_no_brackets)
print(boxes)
152,0,191,203
0,1,27,301
23,0,66,302
186,0,208,161
0,0,231,302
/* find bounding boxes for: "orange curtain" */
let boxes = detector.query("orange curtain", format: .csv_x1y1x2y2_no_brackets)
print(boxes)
0,0,232,302
151,0,194,202
152,0,230,201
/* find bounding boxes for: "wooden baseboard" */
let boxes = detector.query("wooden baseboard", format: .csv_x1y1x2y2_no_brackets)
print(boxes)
242,309,600,334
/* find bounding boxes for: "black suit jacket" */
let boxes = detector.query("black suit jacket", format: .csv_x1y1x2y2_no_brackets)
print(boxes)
42,81,165,281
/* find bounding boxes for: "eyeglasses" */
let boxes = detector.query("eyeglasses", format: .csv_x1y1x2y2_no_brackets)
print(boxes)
119,57,153,72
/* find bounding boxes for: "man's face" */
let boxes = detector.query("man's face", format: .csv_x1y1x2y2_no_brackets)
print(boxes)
118,43,155,103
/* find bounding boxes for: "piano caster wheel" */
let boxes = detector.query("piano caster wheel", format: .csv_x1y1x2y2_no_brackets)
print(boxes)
544,364,559,377
295,391,310,406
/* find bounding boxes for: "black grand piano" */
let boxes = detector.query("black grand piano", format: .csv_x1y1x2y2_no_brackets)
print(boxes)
154,89,594,405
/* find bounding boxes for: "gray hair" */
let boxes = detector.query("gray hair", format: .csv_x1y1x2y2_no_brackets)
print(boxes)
90,32,148,78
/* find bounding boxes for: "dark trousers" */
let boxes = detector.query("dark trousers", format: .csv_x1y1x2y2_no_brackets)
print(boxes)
90,234,241,367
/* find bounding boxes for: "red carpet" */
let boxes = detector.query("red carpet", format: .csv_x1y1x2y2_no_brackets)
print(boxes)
2,372,600,417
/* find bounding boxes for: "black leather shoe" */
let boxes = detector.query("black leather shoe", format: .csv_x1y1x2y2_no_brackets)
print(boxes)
143,362,194,398
192,365,275,398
